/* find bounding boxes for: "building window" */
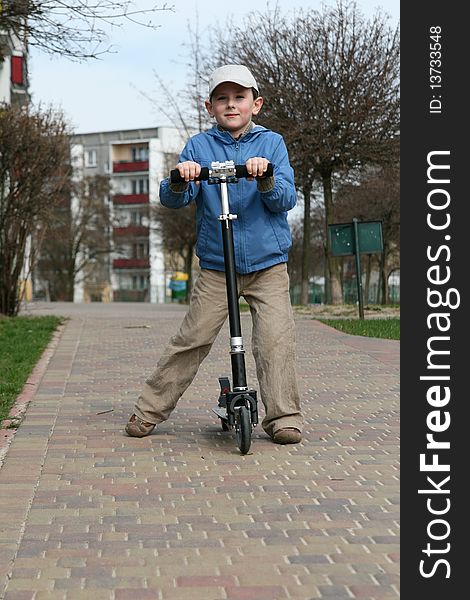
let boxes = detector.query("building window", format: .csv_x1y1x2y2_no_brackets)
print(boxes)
132,275,148,290
132,146,149,162
130,211,143,225
133,242,147,259
85,150,97,167
11,56,24,86
131,178,149,194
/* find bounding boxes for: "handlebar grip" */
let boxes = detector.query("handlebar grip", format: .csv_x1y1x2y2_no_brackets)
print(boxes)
169,163,274,184
170,167,210,184
235,163,274,179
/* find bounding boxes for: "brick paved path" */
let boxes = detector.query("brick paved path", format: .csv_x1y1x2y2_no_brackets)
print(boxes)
0,303,399,600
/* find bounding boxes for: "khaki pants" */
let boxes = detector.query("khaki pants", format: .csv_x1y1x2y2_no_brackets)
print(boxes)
134,263,302,437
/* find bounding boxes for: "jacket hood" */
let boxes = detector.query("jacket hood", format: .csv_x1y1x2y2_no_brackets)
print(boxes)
205,124,269,145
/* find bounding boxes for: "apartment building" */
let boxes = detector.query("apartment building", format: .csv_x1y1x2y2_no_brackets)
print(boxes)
0,14,29,106
1,8,30,305
71,127,184,303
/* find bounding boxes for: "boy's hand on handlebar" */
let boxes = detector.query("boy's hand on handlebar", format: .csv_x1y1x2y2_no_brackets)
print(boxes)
245,157,270,180
175,161,201,185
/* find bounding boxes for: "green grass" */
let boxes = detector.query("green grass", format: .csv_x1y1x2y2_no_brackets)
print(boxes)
0,316,63,423
318,318,400,340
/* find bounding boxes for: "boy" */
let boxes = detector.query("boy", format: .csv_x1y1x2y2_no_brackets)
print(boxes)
126,64,302,444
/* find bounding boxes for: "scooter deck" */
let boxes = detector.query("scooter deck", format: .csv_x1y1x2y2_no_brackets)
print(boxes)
212,406,228,421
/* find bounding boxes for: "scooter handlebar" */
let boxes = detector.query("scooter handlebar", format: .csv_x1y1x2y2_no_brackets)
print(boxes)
170,163,274,184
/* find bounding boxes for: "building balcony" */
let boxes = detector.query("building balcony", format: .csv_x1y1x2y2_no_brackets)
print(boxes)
113,258,150,269
113,225,149,238
113,160,149,173
112,193,149,205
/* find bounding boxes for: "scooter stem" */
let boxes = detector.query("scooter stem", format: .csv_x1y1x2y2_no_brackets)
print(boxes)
220,177,231,216
219,179,248,392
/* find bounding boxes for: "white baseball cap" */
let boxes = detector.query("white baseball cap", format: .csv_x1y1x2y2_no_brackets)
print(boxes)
208,64,259,98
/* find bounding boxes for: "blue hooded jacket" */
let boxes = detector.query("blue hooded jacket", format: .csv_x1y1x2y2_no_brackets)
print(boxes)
159,124,297,274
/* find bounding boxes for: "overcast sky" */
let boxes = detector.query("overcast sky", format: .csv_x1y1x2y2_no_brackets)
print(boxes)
28,0,400,134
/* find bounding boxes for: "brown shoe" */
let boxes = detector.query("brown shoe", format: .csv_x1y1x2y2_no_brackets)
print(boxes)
125,414,155,437
272,428,302,445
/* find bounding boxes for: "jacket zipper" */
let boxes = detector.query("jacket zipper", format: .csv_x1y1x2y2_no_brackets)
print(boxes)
233,140,245,271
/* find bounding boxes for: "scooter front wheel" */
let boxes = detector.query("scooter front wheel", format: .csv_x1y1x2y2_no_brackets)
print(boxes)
235,405,251,454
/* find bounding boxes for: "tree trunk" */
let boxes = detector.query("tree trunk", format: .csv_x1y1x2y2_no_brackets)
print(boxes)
322,173,342,304
300,182,312,305
0,255,15,316
365,254,372,305
323,244,329,304
1,231,27,316
67,268,75,302
380,246,388,305
376,247,388,304
375,268,382,304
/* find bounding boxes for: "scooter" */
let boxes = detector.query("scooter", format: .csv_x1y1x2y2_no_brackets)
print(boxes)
170,160,273,454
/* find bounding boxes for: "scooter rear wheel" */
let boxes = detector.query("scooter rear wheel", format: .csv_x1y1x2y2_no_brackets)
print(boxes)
235,406,251,454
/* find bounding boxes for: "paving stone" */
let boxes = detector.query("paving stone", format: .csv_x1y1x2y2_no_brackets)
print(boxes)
0,302,399,600
226,586,287,599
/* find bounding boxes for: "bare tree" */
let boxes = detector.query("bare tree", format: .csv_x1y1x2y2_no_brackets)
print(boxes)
150,152,197,297
334,163,400,303
137,11,212,139
153,202,197,297
210,1,400,304
0,104,70,316
142,16,211,296
36,174,112,300
0,0,174,60
288,203,325,304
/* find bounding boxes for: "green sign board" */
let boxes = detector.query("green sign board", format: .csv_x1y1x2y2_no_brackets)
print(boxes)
328,220,383,257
